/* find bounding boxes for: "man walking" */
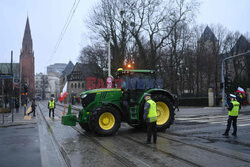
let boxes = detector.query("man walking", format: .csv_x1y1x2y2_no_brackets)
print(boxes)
28,99,36,117
48,97,56,118
143,93,157,144
223,94,240,137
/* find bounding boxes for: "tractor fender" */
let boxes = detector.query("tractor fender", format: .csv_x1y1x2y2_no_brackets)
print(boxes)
101,101,124,120
138,89,175,105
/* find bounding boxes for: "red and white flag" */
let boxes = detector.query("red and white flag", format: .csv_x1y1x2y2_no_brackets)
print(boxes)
59,82,68,102
236,87,246,94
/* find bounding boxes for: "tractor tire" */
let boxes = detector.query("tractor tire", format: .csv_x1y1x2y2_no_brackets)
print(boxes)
79,123,91,132
89,105,121,136
152,94,175,131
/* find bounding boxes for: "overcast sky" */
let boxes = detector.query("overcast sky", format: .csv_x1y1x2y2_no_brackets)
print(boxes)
0,0,249,74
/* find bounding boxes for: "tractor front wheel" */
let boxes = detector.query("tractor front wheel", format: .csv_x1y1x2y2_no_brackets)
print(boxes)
89,106,121,135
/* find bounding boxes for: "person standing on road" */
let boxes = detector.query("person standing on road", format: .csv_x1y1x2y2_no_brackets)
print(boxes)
223,94,240,137
48,97,56,118
143,93,157,144
28,99,36,117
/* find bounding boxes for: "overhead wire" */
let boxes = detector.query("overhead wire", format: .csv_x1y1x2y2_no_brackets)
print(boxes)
48,0,80,65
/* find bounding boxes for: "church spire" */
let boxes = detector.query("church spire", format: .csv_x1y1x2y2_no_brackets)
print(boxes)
22,17,33,53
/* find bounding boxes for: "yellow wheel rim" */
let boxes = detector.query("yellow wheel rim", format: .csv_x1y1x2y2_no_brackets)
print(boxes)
156,102,170,125
99,112,115,130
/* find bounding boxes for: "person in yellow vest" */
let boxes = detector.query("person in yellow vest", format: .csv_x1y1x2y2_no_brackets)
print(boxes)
143,93,157,144
48,97,56,118
223,94,240,137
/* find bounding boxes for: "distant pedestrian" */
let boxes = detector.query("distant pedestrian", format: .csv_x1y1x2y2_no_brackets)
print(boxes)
28,99,36,117
222,94,240,137
143,93,157,144
48,97,56,118
15,97,19,113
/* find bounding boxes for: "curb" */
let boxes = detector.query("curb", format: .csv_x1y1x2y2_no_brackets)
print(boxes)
0,121,37,128
38,104,71,167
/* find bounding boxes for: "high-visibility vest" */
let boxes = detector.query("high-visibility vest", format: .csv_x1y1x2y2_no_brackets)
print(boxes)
147,99,157,122
228,101,240,116
49,100,55,109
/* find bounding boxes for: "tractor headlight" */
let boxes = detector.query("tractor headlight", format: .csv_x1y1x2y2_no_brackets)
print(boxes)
81,94,87,99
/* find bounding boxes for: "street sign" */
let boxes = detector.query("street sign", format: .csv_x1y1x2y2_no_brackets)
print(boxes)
107,77,113,88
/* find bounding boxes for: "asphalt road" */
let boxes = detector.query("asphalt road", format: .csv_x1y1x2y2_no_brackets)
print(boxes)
0,124,42,167
37,102,250,167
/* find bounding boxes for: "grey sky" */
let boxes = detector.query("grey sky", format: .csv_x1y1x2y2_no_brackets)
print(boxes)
0,0,249,74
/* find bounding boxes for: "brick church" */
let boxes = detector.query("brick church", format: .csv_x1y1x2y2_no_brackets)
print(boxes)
20,17,35,98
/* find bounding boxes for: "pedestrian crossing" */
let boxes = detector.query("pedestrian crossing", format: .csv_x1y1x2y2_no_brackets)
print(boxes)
176,114,250,127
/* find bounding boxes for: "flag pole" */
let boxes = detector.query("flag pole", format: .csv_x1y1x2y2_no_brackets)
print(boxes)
63,97,66,115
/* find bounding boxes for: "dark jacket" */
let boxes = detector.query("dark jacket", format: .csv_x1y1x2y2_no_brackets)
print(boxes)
143,101,151,122
31,101,36,109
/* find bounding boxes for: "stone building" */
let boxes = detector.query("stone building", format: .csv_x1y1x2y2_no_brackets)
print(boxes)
35,73,49,100
20,17,35,98
60,61,74,91
226,35,250,79
196,26,220,96
66,63,95,100
35,73,60,100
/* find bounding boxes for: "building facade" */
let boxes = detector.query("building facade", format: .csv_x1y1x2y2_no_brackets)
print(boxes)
47,63,67,76
20,17,35,98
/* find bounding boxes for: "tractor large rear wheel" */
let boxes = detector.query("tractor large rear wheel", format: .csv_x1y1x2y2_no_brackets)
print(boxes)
152,94,175,131
89,106,121,135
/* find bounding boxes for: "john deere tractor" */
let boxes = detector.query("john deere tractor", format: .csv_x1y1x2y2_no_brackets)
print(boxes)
62,69,176,135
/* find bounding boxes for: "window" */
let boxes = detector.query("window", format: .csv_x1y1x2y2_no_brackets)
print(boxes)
78,83,80,88
75,83,77,88
71,83,73,88
82,82,84,88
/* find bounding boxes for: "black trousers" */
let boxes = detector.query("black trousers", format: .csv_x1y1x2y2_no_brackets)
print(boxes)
49,108,55,117
28,108,36,116
225,116,238,134
147,122,157,143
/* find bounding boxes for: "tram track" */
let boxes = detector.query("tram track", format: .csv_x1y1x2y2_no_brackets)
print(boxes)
40,102,250,166
52,103,201,167
158,133,250,163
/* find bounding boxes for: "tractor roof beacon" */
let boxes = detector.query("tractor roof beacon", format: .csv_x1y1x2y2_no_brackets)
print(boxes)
62,68,176,136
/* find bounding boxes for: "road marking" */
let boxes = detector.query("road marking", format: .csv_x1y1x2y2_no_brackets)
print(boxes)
238,123,250,127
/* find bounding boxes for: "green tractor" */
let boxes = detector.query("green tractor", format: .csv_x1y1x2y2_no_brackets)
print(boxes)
62,69,176,135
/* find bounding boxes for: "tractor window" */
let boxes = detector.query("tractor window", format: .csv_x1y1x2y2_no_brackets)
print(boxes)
116,73,155,90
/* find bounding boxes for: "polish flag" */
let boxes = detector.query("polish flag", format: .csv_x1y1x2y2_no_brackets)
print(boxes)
59,82,68,102
236,87,246,94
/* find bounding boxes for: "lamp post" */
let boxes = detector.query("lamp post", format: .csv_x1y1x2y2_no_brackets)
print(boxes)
107,34,111,77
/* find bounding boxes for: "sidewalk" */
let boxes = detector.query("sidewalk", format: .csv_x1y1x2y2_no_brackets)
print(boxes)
0,104,37,127
0,103,42,167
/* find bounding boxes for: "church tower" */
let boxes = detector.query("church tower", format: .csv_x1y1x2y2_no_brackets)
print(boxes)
20,17,35,98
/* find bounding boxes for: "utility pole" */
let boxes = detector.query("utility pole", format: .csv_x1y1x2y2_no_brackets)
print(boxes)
11,51,13,122
221,50,250,109
107,34,111,78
